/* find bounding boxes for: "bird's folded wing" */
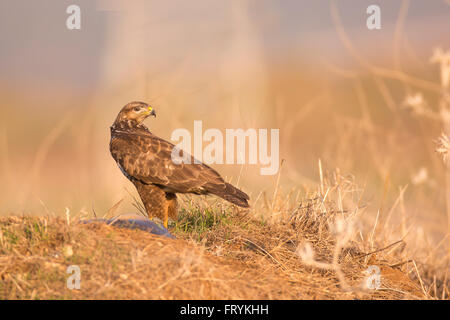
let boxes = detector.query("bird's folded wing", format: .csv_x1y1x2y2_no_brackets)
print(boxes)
110,133,227,193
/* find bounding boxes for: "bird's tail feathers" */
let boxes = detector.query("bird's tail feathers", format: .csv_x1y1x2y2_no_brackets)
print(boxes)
209,183,250,208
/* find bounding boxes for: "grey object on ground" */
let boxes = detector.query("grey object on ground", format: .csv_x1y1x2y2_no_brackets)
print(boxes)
82,213,175,239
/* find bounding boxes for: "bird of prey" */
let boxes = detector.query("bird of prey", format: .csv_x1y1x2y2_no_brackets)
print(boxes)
110,101,250,228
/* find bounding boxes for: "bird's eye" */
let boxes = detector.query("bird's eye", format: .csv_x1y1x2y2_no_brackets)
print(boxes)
133,107,141,112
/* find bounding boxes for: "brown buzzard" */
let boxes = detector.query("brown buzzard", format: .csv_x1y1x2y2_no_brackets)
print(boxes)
110,101,250,228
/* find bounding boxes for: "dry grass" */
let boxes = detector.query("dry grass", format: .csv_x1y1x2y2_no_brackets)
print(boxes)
0,173,441,300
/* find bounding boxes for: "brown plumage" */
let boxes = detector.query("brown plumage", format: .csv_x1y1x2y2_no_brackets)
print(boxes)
110,101,250,228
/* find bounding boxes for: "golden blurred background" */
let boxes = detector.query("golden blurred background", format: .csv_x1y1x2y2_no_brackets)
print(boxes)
0,0,449,250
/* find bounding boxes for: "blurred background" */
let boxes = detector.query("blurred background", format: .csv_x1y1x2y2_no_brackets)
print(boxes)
0,0,449,251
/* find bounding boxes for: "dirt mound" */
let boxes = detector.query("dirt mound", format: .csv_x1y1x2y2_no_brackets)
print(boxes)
0,213,425,300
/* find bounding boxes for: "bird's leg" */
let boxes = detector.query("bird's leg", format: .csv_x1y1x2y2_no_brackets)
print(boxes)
165,193,178,229
134,181,168,227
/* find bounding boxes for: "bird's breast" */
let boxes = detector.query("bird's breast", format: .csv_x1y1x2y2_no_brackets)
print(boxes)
117,162,133,180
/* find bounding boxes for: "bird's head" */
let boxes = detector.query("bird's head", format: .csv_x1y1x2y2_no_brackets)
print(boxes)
115,101,156,124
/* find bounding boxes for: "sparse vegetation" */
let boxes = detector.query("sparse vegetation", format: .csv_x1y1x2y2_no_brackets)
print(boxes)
0,172,443,299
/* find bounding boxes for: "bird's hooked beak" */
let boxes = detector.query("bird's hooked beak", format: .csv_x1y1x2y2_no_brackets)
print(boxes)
146,106,156,117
